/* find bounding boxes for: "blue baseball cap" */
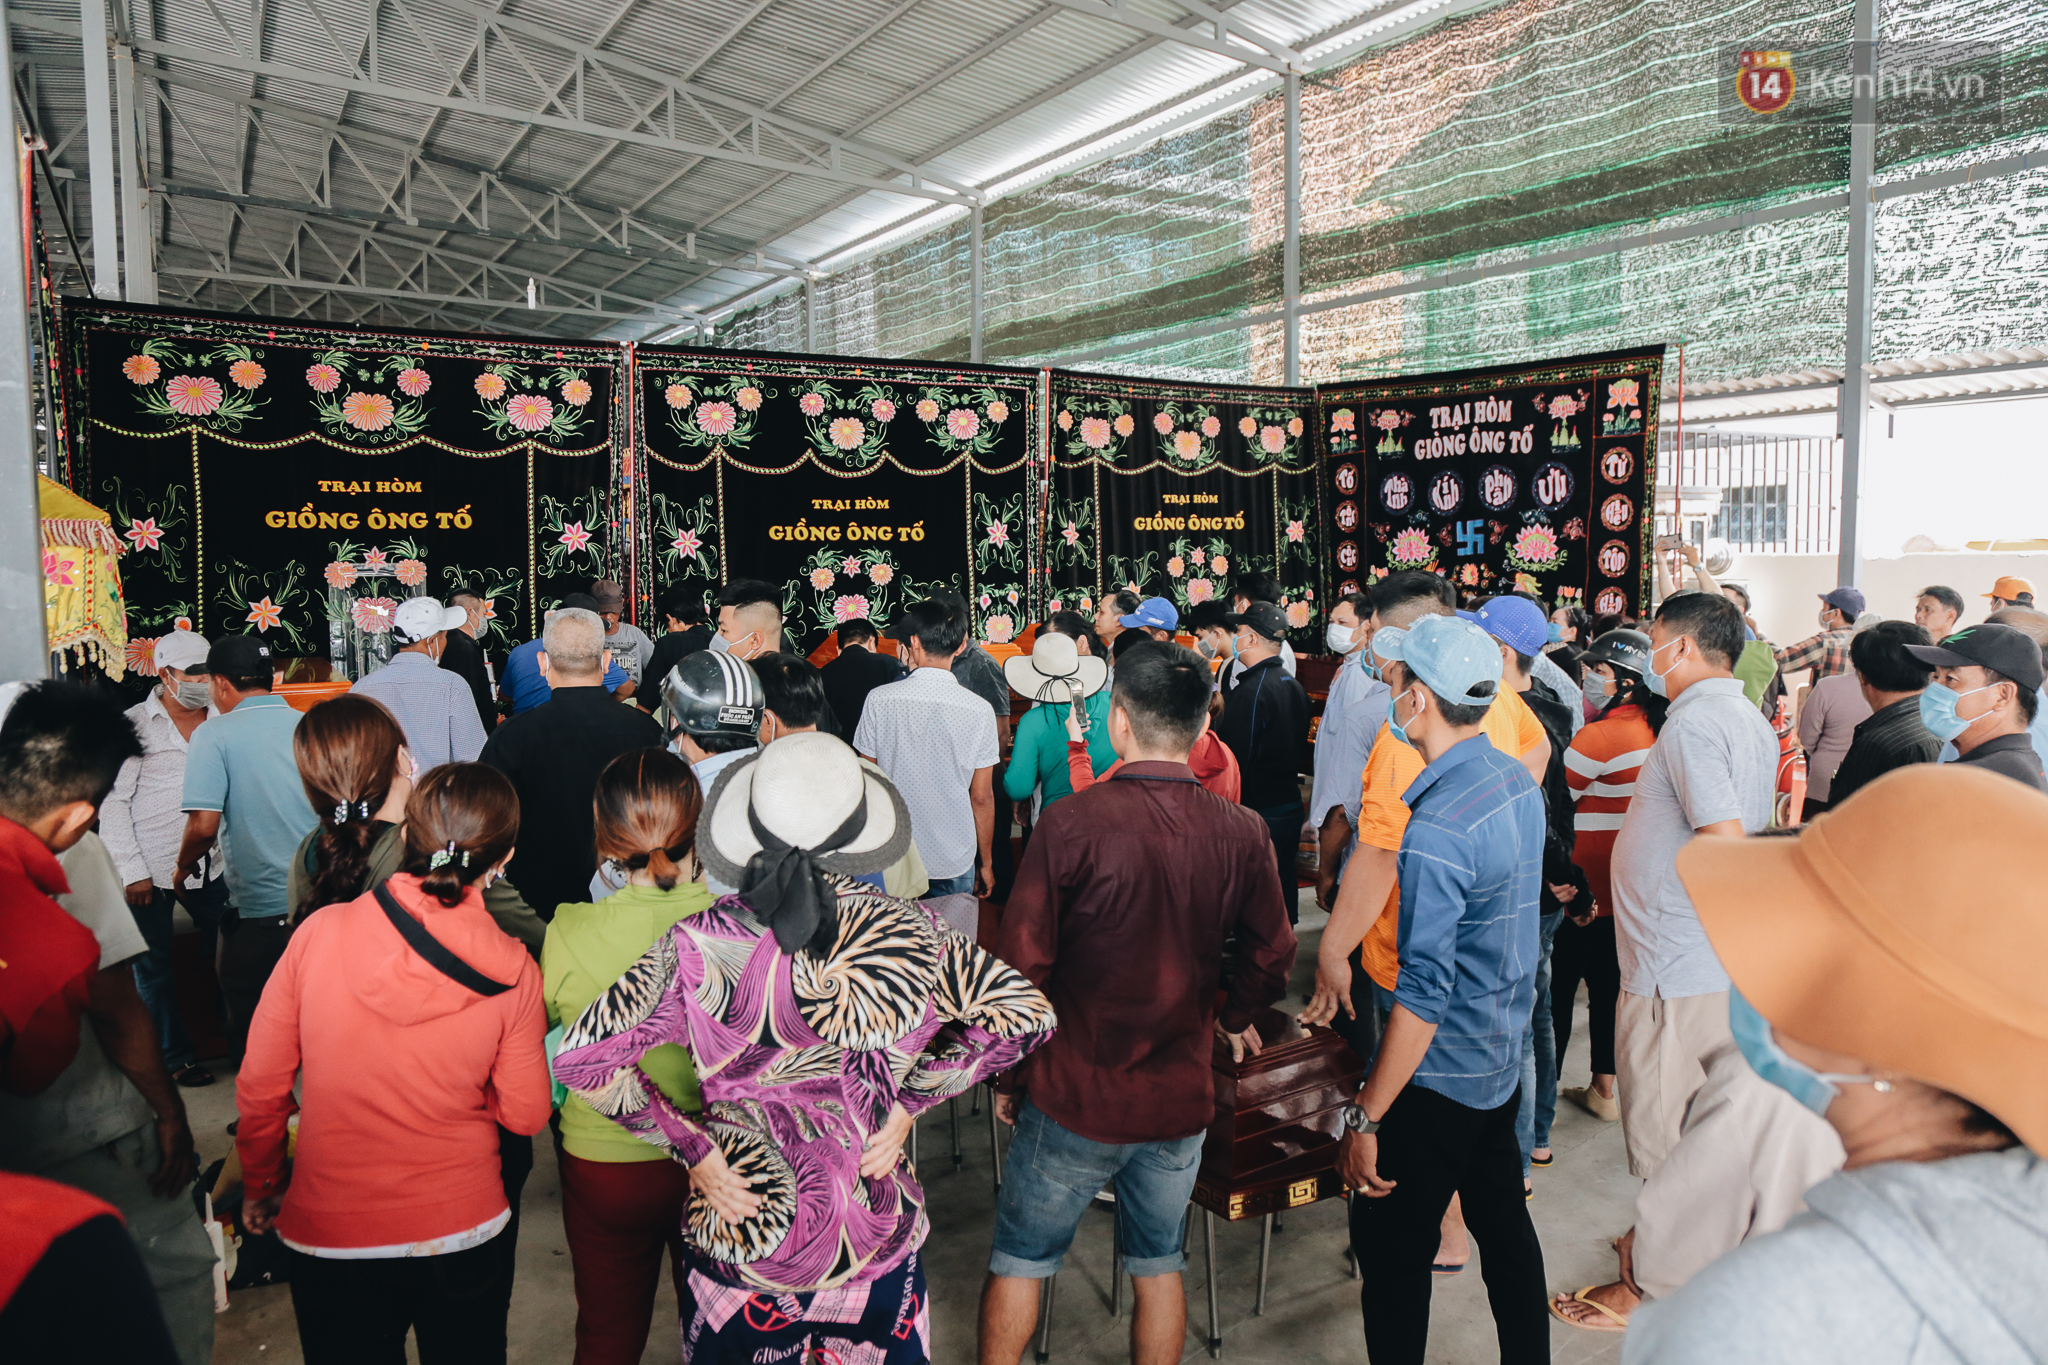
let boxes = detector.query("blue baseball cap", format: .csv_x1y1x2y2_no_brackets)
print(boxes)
1120,596,1180,631
1371,614,1503,705
1474,595,1549,658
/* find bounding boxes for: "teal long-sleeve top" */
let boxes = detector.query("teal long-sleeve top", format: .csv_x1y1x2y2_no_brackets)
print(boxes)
1005,690,1116,809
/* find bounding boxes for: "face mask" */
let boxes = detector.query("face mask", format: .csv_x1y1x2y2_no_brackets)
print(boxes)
707,630,732,654
1359,653,1382,682
1728,988,1877,1116
1195,638,1218,660
1918,681,1998,742
1547,622,1565,645
1582,671,1609,703
1326,622,1359,655
1387,688,1420,746
172,679,212,709
1643,638,1681,698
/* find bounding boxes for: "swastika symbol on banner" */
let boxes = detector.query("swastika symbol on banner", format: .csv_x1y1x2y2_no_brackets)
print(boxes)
1456,519,1486,557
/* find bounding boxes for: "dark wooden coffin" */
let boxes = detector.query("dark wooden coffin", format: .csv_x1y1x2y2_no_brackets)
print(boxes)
1190,1007,1365,1221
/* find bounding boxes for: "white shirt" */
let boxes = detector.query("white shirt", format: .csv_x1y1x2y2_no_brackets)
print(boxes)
100,688,215,888
854,667,1000,879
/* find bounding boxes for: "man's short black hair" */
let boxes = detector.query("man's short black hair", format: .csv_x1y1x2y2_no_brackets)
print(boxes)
898,599,966,658
1232,571,1282,607
836,618,879,647
1919,584,1966,618
1333,591,1372,621
1655,590,1746,669
1433,678,1497,728
719,579,781,612
691,731,758,755
1851,620,1934,694
1111,627,1155,662
751,652,829,728
1110,642,1211,751
0,681,143,822
1371,571,1456,620
1185,602,1231,633
1984,668,2041,724
1106,590,1141,618
1046,611,1090,641
660,586,707,625
1721,582,1753,611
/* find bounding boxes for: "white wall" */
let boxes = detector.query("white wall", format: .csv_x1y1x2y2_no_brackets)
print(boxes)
1720,550,2048,647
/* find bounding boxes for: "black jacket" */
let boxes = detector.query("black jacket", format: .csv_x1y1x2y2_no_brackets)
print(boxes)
439,629,496,733
1524,680,1589,912
1216,654,1311,809
821,647,908,737
636,626,711,710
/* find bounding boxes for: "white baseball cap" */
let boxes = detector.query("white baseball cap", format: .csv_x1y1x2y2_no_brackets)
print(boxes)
392,596,469,644
153,628,213,674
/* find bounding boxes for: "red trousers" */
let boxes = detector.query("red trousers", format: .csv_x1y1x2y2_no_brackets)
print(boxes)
557,1149,691,1365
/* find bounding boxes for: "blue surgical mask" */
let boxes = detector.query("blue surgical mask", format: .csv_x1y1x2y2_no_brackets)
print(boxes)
1917,680,1997,743
1582,671,1608,703
1326,621,1359,656
1728,988,1875,1116
1547,622,1565,644
1387,688,1419,746
1359,652,1382,682
1643,638,1680,698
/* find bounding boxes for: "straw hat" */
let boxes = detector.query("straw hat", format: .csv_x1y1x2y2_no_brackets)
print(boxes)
1679,763,2048,1152
1003,630,1107,703
697,731,912,887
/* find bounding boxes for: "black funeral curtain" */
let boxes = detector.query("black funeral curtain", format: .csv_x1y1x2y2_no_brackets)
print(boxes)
64,301,621,669
634,345,1041,654
1046,370,1321,652
1315,346,1666,619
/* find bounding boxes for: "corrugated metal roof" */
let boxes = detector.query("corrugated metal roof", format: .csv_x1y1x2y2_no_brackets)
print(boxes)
1658,347,2048,423
10,0,1385,335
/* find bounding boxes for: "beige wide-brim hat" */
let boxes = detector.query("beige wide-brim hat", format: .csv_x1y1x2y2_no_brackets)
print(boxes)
1679,763,2048,1154
697,731,913,886
1003,630,1107,702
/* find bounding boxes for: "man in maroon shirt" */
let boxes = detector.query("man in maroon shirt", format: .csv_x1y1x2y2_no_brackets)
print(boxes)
980,641,1297,1365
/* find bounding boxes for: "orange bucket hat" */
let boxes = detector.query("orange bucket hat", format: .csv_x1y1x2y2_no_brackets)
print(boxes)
1679,763,2048,1152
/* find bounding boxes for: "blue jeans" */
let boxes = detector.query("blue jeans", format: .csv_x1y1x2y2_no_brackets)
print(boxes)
130,881,230,1071
1515,910,1564,1170
989,1100,1203,1279
925,870,977,897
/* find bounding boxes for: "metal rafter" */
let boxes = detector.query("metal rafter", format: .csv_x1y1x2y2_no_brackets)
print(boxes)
1043,0,1300,73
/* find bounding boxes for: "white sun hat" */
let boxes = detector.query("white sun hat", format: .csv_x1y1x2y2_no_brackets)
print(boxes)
1002,630,1108,703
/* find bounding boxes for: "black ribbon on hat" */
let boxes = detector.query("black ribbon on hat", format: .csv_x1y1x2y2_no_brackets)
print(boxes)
740,789,869,957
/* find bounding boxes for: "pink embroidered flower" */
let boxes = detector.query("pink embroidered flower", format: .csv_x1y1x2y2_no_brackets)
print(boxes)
323,561,358,589
1239,415,1258,438
1391,529,1433,564
165,375,223,417
1079,416,1112,449
1124,582,1140,595
396,367,431,397
671,529,703,558
1167,556,1186,578
394,559,427,588
1189,547,1206,567
363,549,389,568
122,354,160,384
695,401,737,436
125,517,164,552
308,363,343,393
41,550,74,588
1153,412,1174,435
1287,416,1304,438
832,594,871,623
841,557,861,577
341,391,396,431
1287,519,1306,543
474,372,508,401
828,416,866,450
349,597,395,634
799,392,827,418
1113,413,1135,437
557,522,592,554
868,562,894,586
1056,409,1074,432
1186,579,1215,604
736,386,763,412
1512,526,1561,563
665,382,694,409
246,596,285,631
1209,555,1230,577
916,397,940,423
1548,395,1581,419
506,394,555,432
1285,602,1312,629
986,520,1009,547
1061,523,1080,547
984,614,1015,644
809,567,837,591
870,398,896,423
125,636,157,675
1259,425,1286,454
987,400,1010,424
946,409,981,441
1332,408,1356,433
559,378,593,406
228,359,266,390
1171,430,1201,461
1375,410,1404,431
1200,415,1222,439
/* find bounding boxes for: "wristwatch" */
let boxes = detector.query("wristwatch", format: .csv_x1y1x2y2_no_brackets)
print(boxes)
1340,1103,1381,1135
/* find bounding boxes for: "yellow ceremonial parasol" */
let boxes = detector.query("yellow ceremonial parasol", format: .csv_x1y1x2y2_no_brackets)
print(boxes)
39,474,128,672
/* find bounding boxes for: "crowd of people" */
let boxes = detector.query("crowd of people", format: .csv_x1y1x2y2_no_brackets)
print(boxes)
1,560,2045,1365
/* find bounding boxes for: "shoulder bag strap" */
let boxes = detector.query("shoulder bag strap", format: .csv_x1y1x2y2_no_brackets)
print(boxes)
372,883,512,997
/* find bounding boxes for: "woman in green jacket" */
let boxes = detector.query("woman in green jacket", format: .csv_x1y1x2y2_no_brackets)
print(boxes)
542,748,711,1365
1002,617,1115,814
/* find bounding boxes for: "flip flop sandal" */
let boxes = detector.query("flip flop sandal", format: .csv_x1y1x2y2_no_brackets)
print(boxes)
1530,1151,1554,1167
172,1064,215,1087
1550,1286,1631,1333
1430,1262,1466,1276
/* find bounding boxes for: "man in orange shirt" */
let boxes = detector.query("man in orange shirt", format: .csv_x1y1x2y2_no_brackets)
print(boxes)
1304,571,1549,1272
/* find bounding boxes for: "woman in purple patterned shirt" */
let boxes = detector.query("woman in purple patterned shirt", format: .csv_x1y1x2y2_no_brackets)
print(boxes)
553,732,1055,1364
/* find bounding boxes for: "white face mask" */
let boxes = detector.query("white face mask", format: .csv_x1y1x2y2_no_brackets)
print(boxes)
1326,620,1360,655
172,678,212,709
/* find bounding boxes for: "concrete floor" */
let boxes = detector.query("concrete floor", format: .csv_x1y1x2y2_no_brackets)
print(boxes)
194,898,1641,1363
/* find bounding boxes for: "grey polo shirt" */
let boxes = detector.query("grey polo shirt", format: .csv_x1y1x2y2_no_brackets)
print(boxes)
1609,676,1778,998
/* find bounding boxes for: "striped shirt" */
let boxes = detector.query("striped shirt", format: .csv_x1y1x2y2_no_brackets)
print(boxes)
350,650,488,772
1562,704,1657,918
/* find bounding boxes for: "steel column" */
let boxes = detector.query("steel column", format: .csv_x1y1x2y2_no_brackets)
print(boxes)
1836,0,1878,589
1282,72,1301,387
0,0,50,678
77,0,119,298
803,279,816,352
113,41,154,302
970,202,984,364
